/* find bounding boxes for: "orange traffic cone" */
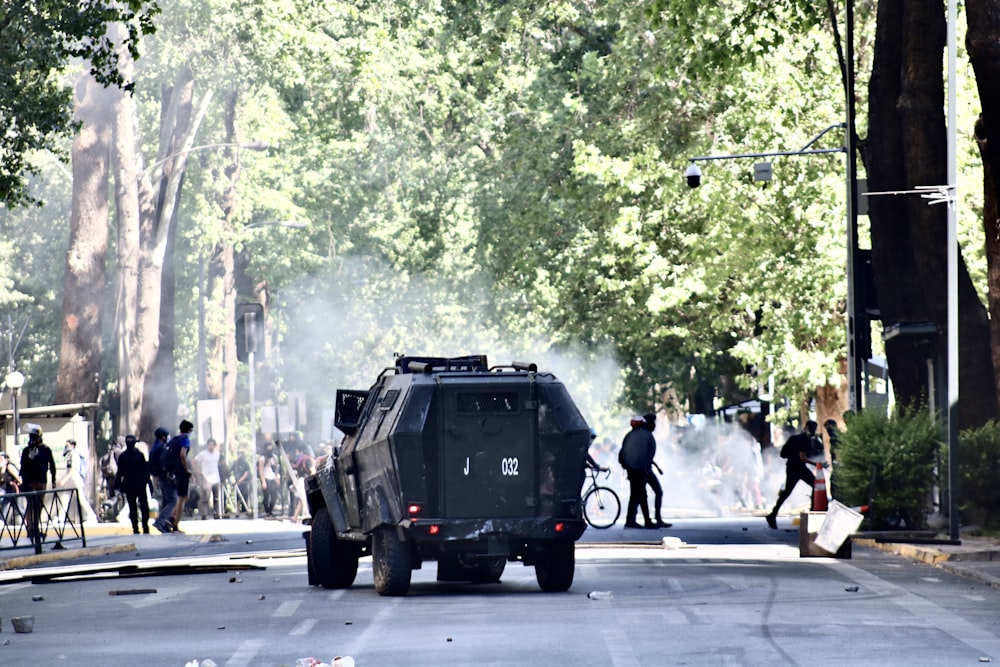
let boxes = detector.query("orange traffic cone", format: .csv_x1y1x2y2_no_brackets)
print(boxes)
813,463,828,512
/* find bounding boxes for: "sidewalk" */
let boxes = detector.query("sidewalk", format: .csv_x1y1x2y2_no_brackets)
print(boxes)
0,516,307,571
855,531,1000,587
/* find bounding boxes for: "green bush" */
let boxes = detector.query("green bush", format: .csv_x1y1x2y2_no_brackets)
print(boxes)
835,405,941,530
956,421,1000,528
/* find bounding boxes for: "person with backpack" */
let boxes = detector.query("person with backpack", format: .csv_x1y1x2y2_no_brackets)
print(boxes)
765,420,820,529
164,420,194,533
149,427,176,533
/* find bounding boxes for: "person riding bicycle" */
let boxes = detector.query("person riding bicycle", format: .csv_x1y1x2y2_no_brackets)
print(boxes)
586,428,609,472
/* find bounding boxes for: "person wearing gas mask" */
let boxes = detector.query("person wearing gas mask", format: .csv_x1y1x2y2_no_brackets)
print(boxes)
19,423,55,538
114,435,154,534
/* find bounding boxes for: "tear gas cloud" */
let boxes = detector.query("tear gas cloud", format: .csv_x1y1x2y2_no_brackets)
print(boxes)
274,256,797,517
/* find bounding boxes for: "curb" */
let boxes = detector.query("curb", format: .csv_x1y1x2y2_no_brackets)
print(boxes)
853,538,951,566
0,543,137,571
855,537,1000,588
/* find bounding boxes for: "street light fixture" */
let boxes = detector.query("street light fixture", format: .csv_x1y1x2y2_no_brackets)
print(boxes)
5,370,25,452
684,121,863,415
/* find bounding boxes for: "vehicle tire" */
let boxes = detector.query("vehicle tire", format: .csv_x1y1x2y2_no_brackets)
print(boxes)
310,507,359,589
372,526,412,597
583,485,621,529
535,540,575,592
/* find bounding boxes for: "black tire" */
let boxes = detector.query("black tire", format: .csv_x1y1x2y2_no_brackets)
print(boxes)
310,507,359,589
372,526,413,597
535,540,575,592
583,485,621,529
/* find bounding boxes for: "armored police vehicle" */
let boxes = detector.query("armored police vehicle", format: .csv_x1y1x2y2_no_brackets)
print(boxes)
305,354,590,596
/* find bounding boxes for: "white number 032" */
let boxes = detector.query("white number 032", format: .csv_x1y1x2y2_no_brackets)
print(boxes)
500,457,519,476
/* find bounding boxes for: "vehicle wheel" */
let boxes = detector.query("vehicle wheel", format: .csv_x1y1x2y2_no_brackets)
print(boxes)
535,540,575,592
583,485,621,529
372,526,412,596
310,507,359,589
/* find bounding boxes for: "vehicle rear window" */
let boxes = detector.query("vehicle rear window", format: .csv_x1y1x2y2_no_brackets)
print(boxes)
456,391,519,413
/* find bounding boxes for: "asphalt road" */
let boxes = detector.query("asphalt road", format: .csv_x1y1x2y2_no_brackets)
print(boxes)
1,516,1000,666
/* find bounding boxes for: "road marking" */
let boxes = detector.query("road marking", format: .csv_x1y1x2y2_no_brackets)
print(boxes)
290,618,318,636
225,638,266,667
834,561,1000,657
601,626,641,667
273,599,302,617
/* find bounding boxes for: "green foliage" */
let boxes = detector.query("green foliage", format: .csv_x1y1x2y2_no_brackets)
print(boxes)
836,405,941,529
0,0,159,207
956,421,1000,528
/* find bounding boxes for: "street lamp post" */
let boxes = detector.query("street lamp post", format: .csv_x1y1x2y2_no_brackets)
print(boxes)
5,370,25,452
685,121,861,412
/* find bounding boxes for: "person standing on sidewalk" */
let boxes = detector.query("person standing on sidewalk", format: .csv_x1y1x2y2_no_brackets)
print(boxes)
766,420,818,529
166,420,194,533
149,427,177,532
57,439,98,524
114,435,153,534
193,438,222,520
20,424,56,536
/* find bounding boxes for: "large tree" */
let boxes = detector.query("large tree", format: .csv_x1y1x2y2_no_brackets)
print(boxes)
967,0,1000,416
865,1,996,428
0,0,158,207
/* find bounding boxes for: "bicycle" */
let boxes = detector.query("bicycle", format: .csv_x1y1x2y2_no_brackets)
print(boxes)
582,467,621,529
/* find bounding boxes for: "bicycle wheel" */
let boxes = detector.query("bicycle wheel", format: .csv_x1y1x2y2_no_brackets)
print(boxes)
583,485,621,529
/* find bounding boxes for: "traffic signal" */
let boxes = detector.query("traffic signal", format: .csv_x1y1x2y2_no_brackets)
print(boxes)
235,303,265,362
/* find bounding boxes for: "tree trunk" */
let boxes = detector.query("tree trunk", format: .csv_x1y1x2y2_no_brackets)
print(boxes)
139,76,195,439
109,43,144,437
55,75,112,406
864,0,995,428
207,88,244,456
966,0,1000,418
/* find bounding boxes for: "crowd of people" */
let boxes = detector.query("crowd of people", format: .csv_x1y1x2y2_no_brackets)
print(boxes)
0,419,334,535
584,412,842,529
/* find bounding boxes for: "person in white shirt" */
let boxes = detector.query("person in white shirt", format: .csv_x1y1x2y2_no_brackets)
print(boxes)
192,438,222,520
57,439,98,523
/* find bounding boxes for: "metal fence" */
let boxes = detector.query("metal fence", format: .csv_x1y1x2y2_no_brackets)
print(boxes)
0,488,88,555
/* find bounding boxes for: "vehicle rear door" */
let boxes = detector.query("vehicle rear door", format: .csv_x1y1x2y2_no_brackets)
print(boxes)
440,379,537,518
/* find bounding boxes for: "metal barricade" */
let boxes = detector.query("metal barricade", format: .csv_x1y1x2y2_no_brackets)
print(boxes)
0,488,88,555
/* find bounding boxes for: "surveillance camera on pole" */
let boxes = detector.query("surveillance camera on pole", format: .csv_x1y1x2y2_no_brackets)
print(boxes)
685,163,702,188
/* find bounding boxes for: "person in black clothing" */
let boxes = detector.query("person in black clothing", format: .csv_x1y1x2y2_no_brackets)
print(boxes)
114,435,154,534
824,418,842,500
619,416,659,529
585,428,609,472
19,424,56,537
641,413,671,528
766,420,819,529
